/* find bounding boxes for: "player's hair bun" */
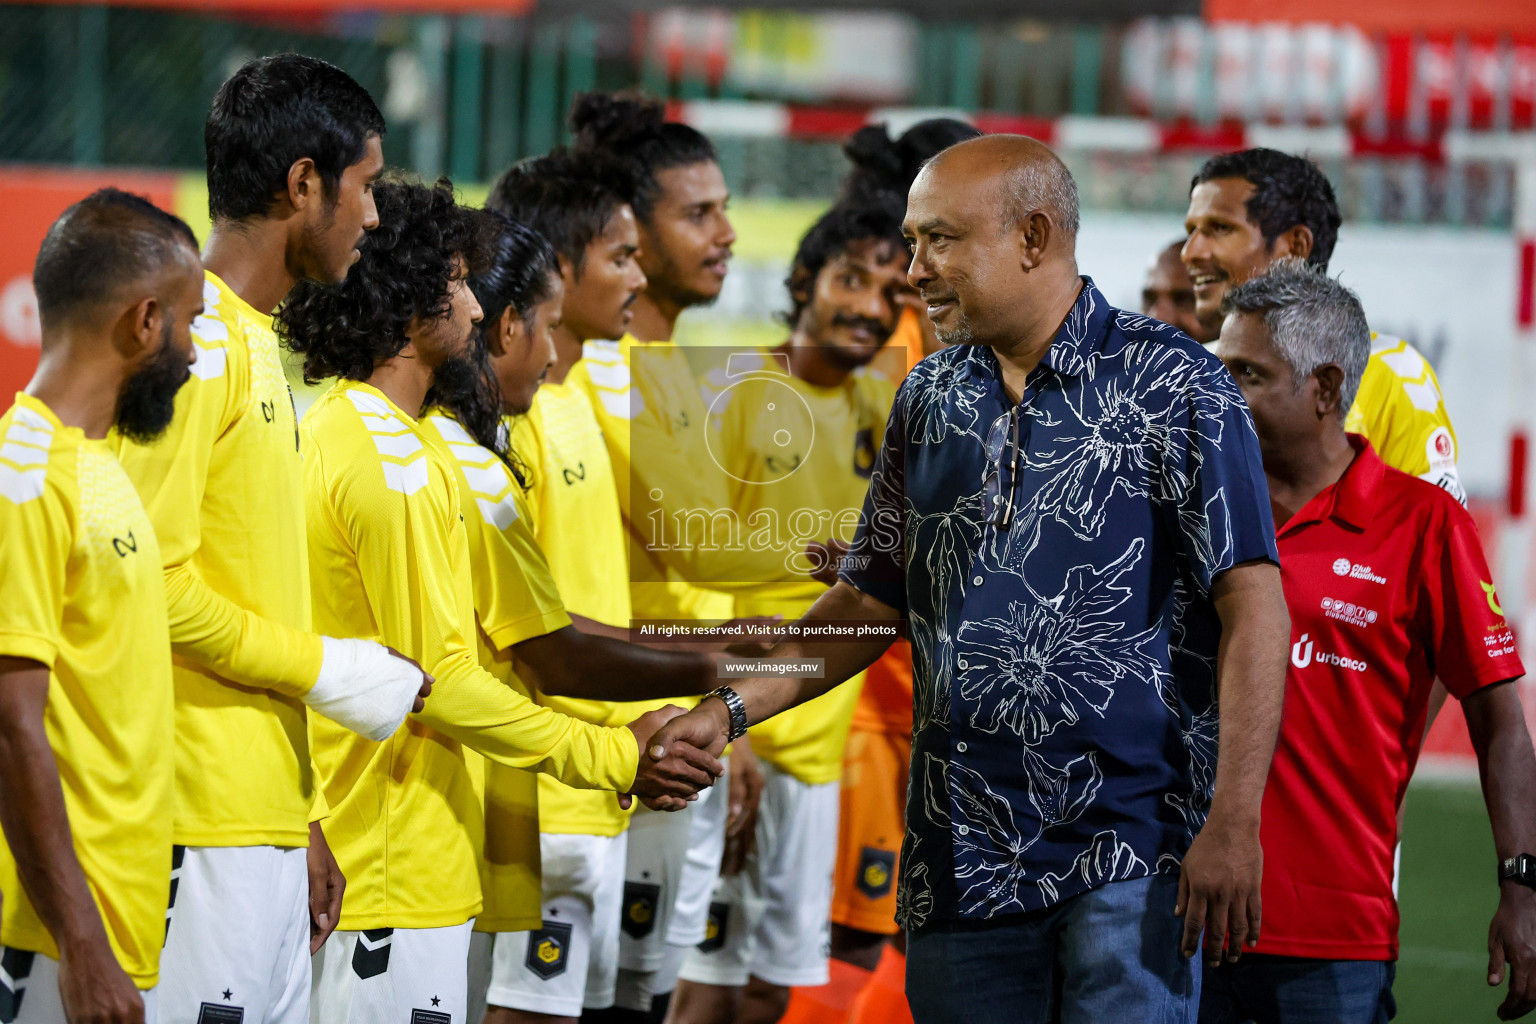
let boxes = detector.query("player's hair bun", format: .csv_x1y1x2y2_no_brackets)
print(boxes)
841,117,982,203
843,124,905,192
570,91,666,151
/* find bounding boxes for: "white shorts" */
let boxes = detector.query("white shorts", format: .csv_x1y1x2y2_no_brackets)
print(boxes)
678,762,839,989
0,948,157,1023
668,769,730,948
311,921,473,1024
617,802,692,972
617,758,729,970
159,844,310,1024
483,831,628,1016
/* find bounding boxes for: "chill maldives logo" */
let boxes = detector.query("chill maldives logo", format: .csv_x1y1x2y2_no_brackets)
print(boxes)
1330,558,1387,584
1290,633,1368,672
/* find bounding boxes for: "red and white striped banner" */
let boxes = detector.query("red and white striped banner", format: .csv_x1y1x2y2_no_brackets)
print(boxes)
669,99,1536,163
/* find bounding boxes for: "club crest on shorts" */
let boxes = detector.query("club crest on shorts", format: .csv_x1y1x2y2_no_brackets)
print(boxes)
525,920,573,980
351,928,394,980
856,847,896,899
196,1004,245,1024
621,882,661,939
697,901,730,953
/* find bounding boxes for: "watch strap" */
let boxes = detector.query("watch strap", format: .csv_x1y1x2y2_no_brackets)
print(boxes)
1499,853,1536,889
707,685,749,742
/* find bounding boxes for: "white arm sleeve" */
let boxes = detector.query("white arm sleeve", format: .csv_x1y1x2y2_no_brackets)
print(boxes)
304,637,426,742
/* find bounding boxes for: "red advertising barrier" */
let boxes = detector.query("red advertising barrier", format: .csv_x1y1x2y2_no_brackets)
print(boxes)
27,0,532,11
0,167,179,400
1206,0,1536,37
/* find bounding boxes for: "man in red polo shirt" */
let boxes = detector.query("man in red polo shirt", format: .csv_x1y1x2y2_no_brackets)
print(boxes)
1202,260,1536,1024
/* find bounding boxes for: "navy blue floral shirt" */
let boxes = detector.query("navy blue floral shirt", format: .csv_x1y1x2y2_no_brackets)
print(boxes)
842,279,1278,929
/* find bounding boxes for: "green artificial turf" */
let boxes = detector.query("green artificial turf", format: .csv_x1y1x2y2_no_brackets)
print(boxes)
1395,776,1511,1023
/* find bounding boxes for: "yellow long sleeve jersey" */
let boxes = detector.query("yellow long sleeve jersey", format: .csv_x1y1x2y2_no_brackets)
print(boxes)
301,382,639,929
708,354,897,785
0,394,174,988
420,410,570,933
1346,334,1464,504
507,381,666,837
112,271,322,848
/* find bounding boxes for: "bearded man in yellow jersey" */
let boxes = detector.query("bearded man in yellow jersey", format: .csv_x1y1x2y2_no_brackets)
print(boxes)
667,200,908,1024
1183,148,1464,501
110,57,433,1024
0,191,201,1024
276,180,722,1024
566,93,826,1022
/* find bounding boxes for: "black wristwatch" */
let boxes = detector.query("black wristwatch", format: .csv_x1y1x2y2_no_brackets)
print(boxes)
1498,854,1536,890
706,685,749,743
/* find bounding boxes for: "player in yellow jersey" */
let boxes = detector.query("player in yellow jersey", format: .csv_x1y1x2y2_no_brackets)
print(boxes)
476,157,684,1024
425,199,731,1024
1182,148,1463,501
669,200,908,1024
0,191,201,1024
276,180,722,1024
566,92,825,1022
109,58,434,1024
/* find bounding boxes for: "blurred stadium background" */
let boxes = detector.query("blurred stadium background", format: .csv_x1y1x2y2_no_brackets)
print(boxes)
1,0,1533,1017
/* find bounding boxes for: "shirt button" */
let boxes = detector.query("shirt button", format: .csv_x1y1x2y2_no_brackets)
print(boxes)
957,658,968,670
956,741,968,753
973,575,984,586
957,825,970,836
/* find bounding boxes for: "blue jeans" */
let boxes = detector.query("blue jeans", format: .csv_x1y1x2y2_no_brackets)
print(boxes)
905,874,1198,1024
1200,956,1396,1024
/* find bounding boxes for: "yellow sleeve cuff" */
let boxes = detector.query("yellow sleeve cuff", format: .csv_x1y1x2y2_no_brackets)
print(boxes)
0,633,59,670
486,607,573,652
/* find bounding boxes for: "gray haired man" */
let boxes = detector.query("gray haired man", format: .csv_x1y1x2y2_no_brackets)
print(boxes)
1205,260,1536,1024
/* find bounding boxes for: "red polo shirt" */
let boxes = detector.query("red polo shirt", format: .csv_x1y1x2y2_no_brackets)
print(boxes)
1256,436,1523,961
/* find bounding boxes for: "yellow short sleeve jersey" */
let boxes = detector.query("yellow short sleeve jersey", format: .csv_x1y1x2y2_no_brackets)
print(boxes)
421,410,572,932
0,394,174,988
572,338,787,622
1345,334,1464,504
301,383,639,930
708,354,898,784
112,271,322,849
508,379,666,837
